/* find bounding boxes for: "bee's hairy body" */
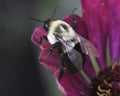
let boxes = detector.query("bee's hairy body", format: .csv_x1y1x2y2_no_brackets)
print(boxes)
30,10,90,80
31,9,98,80
46,20,86,80
47,20,81,53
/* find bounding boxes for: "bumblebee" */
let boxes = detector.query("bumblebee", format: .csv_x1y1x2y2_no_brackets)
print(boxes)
31,9,99,80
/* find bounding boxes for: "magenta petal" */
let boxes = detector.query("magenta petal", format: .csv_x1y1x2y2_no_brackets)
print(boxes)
81,0,110,70
84,57,96,78
31,27,50,49
39,49,61,73
54,70,91,96
107,0,120,63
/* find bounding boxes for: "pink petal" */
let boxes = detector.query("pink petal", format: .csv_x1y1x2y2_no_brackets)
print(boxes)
39,49,61,73
107,0,120,63
31,27,50,50
54,69,91,96
81,0,110,70
84,57,96,78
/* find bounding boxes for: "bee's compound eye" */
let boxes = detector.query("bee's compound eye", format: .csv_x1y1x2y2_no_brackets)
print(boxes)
43,19,50,32
44,24,49,31
45,24,48,28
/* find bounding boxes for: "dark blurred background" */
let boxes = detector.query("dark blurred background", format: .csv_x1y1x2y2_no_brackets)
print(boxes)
0,0,81,96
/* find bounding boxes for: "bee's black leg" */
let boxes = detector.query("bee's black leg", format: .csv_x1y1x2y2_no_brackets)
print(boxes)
71,13,77,30
58,68,64,81
43,35,48,40
58,54,66,81
45,42,61,58
81,54,86,67
38,35,48,44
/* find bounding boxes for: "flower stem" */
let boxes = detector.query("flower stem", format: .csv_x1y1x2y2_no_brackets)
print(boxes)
80,70,91,84
89,51,100,74
106,38,111,66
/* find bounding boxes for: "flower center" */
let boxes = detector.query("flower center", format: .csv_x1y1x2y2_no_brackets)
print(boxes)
91,62,120,96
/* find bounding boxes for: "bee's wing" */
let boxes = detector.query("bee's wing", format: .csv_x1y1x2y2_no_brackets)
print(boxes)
78,35,99,57
56,36,84,70
67,49,83,69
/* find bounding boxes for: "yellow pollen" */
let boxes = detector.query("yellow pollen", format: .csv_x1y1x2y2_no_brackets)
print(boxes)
97,86,111,96
103,80,112,88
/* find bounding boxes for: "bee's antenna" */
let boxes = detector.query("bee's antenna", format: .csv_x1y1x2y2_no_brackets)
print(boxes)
30,17,45,22
71,8,77,30
30,6,58,23
49,6,58,19
72,8,77,14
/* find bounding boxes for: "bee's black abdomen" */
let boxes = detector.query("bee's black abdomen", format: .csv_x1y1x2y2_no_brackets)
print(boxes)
58,69,64,81
69,66,79,73
63,53,79,73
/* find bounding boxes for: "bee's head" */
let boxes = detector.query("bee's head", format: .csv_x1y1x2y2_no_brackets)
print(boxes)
31,7,58,32
30,17,51,32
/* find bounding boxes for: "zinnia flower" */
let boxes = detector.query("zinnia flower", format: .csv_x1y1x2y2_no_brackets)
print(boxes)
31,0,120,96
